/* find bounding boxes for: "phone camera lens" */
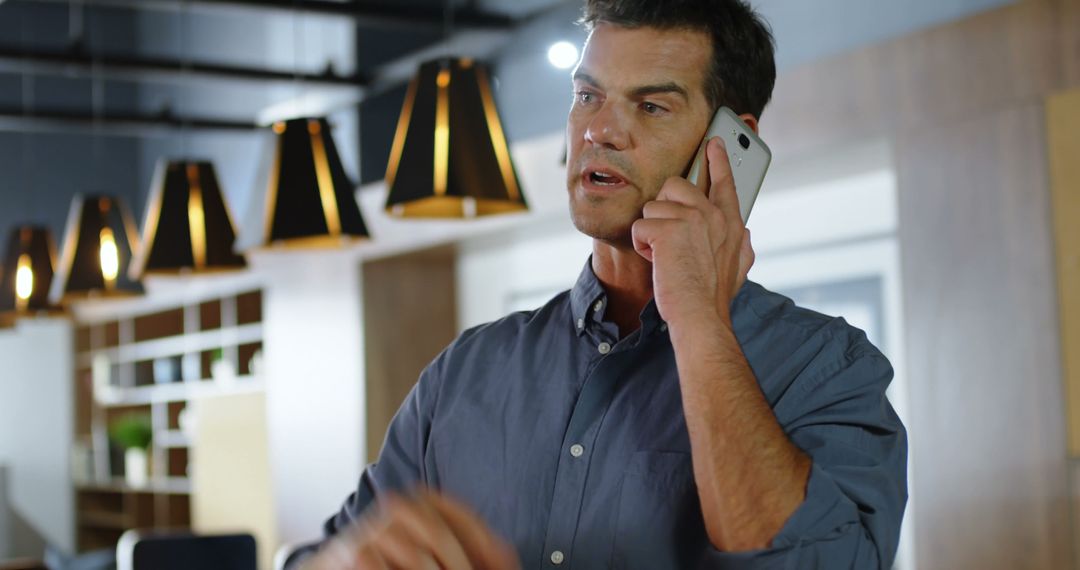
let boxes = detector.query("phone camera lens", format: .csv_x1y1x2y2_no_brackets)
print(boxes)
737,133,751,150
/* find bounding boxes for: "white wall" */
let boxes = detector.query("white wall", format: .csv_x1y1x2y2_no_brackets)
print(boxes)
457,217,591,331
0,465,10,558
0,318,74,557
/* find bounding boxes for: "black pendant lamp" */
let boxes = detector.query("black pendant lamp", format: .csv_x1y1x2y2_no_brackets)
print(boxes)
130,159,246,277
0,226,61,324
384,57,528,218
50,194,144,303
239,117,369,250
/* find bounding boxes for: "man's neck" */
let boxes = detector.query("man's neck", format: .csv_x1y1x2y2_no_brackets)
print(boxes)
591,239,653,338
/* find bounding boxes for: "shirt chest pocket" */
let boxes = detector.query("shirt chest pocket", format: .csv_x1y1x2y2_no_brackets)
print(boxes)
611,451,709,569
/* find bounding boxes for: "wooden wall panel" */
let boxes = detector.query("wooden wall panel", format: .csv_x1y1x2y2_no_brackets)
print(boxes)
1061,0,1080,87
1073,459,1080,569
896,103,1069,570
762,0,1063,159
1047,89,1080,455
362,247,457,464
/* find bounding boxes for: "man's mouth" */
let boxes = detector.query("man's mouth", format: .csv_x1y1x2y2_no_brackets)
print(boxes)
583,168,628,188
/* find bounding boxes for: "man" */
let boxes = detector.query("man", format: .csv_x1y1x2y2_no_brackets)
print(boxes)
293,1,907,568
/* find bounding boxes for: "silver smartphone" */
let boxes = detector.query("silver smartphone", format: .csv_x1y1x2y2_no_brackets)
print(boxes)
685,106,771,223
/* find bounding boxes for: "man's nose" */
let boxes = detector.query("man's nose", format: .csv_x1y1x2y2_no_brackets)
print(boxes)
584,103,630,150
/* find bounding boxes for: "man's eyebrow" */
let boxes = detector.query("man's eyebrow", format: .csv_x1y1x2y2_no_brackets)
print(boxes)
572,71,602,88
629,82,689,101
572,71,689,102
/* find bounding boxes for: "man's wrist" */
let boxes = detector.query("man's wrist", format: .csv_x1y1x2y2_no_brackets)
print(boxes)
666,304,734,338
667,303,751,374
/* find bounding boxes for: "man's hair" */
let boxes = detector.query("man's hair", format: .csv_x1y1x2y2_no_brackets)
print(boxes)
580,0,777,120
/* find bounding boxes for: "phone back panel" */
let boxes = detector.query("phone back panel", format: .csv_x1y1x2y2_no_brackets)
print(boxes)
686,107,771,223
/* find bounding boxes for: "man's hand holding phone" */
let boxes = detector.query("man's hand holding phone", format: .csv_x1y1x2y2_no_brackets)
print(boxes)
300,489,521,570
631,135,755,329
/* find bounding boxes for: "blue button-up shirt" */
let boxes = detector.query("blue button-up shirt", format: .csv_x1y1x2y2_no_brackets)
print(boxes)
298,260,907,569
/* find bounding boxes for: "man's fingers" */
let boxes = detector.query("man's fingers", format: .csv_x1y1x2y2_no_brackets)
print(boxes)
641,199,699,221
354,545,390,570
736,228,755,293
427,492,521,570
706,137,741,224
632,218,680,262
370,518,440,570
692,140,711,194
657,177,710,208
739,229,755,272
381,494,473,570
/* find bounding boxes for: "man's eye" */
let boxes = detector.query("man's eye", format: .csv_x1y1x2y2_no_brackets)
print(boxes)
642,102,665,115
576,91,595,104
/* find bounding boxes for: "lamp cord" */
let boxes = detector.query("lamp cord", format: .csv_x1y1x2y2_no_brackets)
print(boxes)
443,0,454,56
20,6,34,222
292,0,304,103
84,2,104,190
68,0,83,50
21,76,35,223
179,0,191,160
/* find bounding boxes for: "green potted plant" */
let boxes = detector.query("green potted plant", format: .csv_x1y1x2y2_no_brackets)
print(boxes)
109,413,152,487
210,347,235,383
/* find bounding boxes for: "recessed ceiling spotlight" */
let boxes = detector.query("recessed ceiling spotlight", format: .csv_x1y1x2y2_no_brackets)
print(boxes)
547,41,579,69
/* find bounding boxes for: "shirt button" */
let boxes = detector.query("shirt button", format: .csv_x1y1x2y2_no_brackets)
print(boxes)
597,342,611,355
660,323,668,332
550,550,565,565
593,300,603,312
570,444,584,457
576,318,584,330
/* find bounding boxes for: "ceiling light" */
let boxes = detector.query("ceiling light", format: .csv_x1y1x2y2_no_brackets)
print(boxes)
130,159,246,277
0,226,62,322
50,195,144,303
384,57,527,218
547,41,579,70
238,117,370,250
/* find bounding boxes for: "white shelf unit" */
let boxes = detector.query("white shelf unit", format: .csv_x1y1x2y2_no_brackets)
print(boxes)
72,287,264,552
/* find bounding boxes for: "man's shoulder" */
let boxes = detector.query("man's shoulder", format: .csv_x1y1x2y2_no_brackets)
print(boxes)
734,280,889,379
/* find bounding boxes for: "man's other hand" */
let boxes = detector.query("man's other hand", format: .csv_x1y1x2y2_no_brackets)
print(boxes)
301,489,521,570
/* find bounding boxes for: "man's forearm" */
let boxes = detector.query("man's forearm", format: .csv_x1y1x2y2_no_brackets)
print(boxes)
669,311,811,552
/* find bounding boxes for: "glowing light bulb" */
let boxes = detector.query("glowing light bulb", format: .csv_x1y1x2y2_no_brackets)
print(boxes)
14,254,33,308
99,227,119,285
548,41,579,69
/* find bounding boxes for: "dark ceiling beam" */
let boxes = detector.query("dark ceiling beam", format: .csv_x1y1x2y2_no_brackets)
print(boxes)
0,45,368,89
21,0,516,31
0,107,259,137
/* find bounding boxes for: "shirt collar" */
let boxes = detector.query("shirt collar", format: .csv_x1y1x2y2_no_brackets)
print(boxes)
569,257,667,338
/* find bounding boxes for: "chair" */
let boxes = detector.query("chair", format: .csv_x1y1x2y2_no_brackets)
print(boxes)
116,530,256,570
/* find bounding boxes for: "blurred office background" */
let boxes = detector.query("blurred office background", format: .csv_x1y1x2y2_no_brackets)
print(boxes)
0,0,1077,568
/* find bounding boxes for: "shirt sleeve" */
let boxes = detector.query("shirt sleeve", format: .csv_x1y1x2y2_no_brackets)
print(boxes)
699,349,908,569
284,352,446,569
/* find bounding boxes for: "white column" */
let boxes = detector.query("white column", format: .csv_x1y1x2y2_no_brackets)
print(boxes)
255,249,366,546
0,318,74,555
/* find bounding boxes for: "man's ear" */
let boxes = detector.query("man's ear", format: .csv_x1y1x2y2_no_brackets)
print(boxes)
738,113,759,135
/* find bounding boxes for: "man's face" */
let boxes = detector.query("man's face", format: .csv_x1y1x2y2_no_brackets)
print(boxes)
566,23,714,245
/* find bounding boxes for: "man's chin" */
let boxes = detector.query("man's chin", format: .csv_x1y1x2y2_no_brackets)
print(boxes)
569,210,635,247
